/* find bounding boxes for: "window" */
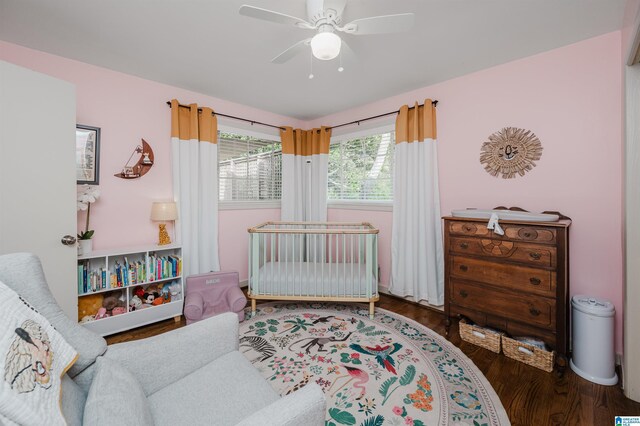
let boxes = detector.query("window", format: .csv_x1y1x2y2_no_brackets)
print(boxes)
218,131,282,202
328,131,395,201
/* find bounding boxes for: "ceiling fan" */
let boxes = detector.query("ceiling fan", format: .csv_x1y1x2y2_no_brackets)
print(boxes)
239,0,414,65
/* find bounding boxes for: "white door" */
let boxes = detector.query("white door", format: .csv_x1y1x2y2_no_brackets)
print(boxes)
0,60,78,320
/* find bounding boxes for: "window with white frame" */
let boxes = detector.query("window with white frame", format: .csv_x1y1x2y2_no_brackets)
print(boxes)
328,131,395,201
218,131,282,202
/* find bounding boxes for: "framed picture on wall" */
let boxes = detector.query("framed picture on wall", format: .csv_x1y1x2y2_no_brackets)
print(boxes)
76,124,100,184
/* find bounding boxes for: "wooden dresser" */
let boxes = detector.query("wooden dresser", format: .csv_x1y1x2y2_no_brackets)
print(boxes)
443,214,571,364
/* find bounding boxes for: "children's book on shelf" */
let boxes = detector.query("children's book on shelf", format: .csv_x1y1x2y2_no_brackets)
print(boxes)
78,263,107,294
78,251,182,295
77,245,184,336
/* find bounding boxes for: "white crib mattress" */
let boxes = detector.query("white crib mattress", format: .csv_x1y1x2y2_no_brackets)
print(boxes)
253,261,374,297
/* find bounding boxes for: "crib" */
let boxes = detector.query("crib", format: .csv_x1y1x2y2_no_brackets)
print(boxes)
248,221,379,318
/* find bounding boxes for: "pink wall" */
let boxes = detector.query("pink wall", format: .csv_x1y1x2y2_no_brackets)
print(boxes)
1,32,625,352
317,32,625,352
0,41,302,280
219,208,281,281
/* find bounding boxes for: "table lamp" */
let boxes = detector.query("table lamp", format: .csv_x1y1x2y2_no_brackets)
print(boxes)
150,201,178,245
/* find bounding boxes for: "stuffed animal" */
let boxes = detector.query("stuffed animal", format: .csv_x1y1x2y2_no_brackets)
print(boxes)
94,307,110,320
169,282,181,297
111,306,127,316
78,293,104,319
143,292,159,305
152,296,164,306
103,290,126,315
133,286,144,299
129,295,143,311
160,283,172,302
79,315,96,324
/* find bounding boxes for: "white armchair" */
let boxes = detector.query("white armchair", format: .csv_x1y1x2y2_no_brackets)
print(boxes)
0,253,326,426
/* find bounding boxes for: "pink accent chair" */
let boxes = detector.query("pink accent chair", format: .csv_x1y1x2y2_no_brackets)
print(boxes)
184,271,247,324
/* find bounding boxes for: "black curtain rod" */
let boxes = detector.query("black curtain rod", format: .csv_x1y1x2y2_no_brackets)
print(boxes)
166,101,286,131
328,100,439,131
166,99,438,132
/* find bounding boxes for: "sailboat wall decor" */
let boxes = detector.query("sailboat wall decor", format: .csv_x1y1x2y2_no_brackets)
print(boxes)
114,139,154,179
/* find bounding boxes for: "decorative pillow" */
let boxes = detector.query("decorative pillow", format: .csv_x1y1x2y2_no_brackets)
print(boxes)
0,280,78,426
83,357,154,426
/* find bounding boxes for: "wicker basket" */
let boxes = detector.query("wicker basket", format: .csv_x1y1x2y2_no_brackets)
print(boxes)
502,336,555,372
458,318,502,353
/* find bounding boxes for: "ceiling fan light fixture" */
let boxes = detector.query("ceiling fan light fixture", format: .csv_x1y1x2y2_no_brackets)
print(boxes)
310,32,341,60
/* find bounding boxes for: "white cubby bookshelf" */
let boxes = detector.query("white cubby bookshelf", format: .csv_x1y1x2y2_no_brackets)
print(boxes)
77,244,183,336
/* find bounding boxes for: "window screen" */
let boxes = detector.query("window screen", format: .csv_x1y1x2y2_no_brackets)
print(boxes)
328,131,394,201
218,132,282,202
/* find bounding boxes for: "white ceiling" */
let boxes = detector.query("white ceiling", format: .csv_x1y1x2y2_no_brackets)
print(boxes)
0,0,627,120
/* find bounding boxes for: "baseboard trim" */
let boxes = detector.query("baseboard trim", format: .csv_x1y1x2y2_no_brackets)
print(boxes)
378,284,444,313
240,279,248,288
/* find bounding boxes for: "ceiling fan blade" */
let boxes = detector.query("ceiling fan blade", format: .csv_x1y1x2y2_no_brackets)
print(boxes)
271,39,312,64
338,13,414,35
239,5,314,29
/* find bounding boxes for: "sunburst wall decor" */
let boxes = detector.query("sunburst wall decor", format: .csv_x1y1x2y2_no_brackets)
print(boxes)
479,127,543,179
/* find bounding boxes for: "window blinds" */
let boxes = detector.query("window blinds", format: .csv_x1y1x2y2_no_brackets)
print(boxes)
218,132,282,202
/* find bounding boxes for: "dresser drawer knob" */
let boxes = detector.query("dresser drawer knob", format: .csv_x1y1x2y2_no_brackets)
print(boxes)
529,307,541,316
459,264,468,272
459,290,469,298
463,226,473,232
529,252,542,260
518,228,539,240
460,242,469,249
529,277,541,286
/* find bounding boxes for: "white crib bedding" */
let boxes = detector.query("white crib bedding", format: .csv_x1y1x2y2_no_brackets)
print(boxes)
254,261,373,297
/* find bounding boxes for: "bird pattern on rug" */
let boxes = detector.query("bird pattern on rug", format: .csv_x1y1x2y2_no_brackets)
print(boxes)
327,365,370,399
349,343,403,375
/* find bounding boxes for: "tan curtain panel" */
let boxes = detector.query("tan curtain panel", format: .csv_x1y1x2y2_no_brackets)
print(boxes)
170,99,218,144
281,126,331,155
395,99,437,144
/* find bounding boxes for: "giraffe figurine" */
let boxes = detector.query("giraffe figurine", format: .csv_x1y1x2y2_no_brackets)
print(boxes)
158,224,171,245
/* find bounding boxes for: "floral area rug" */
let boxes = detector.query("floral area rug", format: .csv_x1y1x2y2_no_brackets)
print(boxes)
239,302,510,426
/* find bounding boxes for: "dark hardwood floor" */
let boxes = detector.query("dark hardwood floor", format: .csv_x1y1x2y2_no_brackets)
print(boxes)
106,294,640,425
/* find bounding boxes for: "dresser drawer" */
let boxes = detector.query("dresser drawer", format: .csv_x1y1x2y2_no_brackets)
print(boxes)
451,256,556,296
450,237,557,268
501,224,556,244
450,280,556,329
449,221,491,237
449,304,508,331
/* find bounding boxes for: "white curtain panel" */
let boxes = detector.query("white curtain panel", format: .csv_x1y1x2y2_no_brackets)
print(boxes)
281,153,328,262
390,101,444,305
170,100,220,277
281,127,330,262
281,154,328,223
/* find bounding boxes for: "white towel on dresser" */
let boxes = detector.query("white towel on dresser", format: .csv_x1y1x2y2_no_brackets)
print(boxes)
487,213,505,235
